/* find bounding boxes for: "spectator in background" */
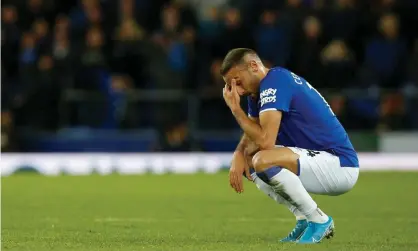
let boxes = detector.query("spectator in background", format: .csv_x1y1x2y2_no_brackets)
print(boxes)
80,27,106,69
198,7,220,42
55,14,70,32
74,26,107,91
195,6,221,81
151,4,191,88
290,15,324,87
72,73,133,129
198,59,237,130
329,94,376,130
19,32,38,85
320,40,356,89
181,26,198,89
119,0,135,19
366,0,399,34
369,0,401,24
279,0,308,40
405,39,418,90
403,39,418,128
85,0,112,39
85,4,103,28
112,17,147,88
182,0,227,22
140,4,191,129
216,8,253,57
36,54,55,87
172,0,198,29
164,8,192,80
2,6,20,79
255,9,290,66
377,93,410,131
325,0,360,42
107,74,132,129
21,0,53,30
228,0,256,24
363,13,407,89
2,5,20,44
5,31,37,127
157,121,194,152
32,18,50,54
70,0,100,37
309,0,327,19
157,4,182,41
329,95,350,127
111,74,149,129
199,59,224,95
1,111,18,152
15,54,60,130
138,6,176,90
167,35,188,77
33,54,60,129
52,15,73,84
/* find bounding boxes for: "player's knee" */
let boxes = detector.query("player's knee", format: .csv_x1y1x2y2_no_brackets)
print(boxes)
252,151,272,172
252,149,295,173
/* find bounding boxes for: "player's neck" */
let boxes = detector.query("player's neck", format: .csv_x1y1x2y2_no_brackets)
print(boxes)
257,67,270,85
251,67,270,96
260,67,270,79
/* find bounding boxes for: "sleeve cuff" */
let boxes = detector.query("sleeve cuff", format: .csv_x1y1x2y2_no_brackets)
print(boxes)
259,108,278,114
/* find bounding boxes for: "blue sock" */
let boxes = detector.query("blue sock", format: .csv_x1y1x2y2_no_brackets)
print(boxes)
256,166,282,184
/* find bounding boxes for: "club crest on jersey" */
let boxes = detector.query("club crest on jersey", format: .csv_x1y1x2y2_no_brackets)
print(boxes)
260,88,277,107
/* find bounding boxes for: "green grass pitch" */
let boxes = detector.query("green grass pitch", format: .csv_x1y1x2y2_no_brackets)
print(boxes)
2,172,418,251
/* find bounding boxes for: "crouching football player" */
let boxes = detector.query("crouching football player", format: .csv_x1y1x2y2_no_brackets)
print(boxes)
221,48,359,244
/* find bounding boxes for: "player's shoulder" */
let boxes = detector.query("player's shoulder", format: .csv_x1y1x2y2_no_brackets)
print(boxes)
260,67,294,90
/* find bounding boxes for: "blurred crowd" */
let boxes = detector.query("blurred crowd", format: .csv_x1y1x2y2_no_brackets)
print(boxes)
1,0,418,151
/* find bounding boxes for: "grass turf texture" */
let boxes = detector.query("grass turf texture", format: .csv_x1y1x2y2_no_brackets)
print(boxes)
2,172,418,251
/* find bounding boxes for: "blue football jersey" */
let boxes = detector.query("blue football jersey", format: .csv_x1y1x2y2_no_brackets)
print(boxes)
247,67,359,168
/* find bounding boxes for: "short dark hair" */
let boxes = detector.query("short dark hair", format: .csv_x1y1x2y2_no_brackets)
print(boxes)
220,48,257,76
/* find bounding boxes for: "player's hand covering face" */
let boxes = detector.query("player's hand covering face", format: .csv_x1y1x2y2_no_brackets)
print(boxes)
223,64,253,97
223,79,241,111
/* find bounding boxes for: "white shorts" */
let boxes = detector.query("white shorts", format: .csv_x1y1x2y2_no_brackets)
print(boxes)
281,146,359,196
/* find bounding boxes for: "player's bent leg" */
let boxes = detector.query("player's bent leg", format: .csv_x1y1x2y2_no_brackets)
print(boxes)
244,155,305,220
250,169,309,242
285,147,359,195
250,148,333,243
244,155,308,242
272,147,361,243
252,147,300,175
251,170,310,242
251,148,318,219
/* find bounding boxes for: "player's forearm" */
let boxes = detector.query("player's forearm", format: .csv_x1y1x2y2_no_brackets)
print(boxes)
232,108,270,150
236,134,250,154
235,133,259,155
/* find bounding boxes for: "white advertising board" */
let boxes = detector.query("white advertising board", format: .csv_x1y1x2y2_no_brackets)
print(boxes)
1,153,418,176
